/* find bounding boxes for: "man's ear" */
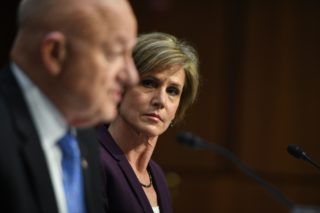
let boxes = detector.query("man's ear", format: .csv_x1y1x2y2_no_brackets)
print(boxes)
41,32,66,76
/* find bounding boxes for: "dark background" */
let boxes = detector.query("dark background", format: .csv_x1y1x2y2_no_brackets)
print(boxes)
1,0,320,212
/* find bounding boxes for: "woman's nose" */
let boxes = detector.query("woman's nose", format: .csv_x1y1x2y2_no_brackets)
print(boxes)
151,89,165,109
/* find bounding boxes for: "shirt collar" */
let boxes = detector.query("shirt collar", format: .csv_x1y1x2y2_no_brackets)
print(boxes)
11,62,68,147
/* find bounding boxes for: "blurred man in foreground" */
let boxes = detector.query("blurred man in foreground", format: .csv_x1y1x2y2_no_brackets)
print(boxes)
0,0,138,212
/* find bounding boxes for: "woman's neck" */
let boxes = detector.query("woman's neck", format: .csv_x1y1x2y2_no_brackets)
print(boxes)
109,118,158,173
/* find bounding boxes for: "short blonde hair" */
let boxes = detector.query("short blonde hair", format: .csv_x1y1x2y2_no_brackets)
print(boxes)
133,32,200,122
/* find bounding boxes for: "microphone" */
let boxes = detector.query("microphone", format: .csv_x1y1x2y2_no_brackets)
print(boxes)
287,144,320,171
177,132,295,209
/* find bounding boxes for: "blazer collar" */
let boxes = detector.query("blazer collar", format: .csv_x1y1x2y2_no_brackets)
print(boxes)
148,162,172,213
96,124,125,161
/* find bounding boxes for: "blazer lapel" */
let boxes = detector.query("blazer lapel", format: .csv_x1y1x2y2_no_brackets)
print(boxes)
22,141,58,213
77,128,104,213
1,67,58,213
149,163,171,213
97,125,153,213
118,160,152,213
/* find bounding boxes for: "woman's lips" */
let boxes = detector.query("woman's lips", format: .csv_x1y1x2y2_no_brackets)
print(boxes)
144,113,162,122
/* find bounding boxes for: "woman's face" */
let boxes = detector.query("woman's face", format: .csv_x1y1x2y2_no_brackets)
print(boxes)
119,65,185,137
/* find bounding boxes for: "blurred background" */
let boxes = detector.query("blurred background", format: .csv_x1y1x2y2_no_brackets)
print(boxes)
1,0,320,212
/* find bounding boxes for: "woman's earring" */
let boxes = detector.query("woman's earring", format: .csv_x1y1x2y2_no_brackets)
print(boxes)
170,121,174,128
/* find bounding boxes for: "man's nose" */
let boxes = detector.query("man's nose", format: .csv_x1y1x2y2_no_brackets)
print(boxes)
124,57,139,86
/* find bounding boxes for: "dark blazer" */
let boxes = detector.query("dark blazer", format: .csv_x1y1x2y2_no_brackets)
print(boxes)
97,124,173,213
0,67,104,213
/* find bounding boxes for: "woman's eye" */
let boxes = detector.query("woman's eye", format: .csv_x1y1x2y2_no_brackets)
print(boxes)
167,87,180,96
141,79,156,88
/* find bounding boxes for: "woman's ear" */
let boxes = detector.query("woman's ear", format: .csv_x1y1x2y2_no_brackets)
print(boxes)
40,32,66,76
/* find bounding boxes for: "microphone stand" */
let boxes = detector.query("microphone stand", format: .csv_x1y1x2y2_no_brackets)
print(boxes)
177,132,320,213
193,140,294,210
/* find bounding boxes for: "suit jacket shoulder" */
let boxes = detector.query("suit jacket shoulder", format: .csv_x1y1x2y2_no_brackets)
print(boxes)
0,67,104,213
0,67,58,213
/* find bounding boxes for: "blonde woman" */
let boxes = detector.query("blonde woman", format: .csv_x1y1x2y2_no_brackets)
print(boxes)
97,32,200,213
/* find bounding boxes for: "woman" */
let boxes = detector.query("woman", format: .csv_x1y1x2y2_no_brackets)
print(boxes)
97,32,200,213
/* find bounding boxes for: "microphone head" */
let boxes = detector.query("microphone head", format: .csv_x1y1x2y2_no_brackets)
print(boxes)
287,144,307,160
176,132,206,149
